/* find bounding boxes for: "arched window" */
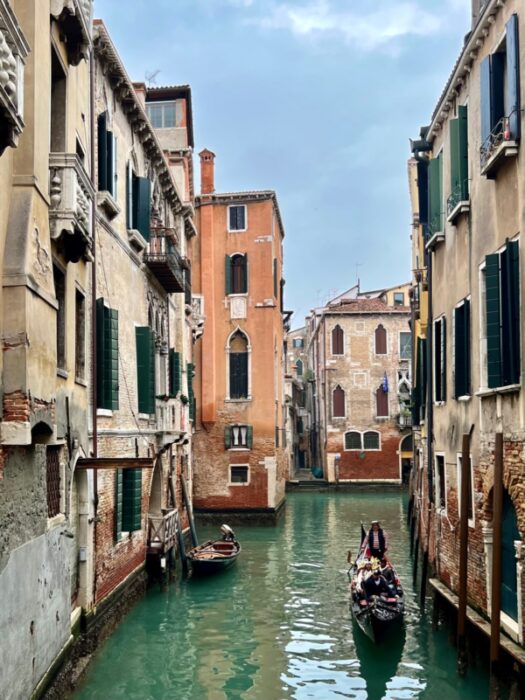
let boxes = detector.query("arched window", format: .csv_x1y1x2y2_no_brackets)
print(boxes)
332,325,344,355
296,358,303,377
345,431,361,450
333,385,345,417
376,384,389,417
225,253,248,294
363,431,380,450
229,330,248,398
400,434,413,452
375,324,387,354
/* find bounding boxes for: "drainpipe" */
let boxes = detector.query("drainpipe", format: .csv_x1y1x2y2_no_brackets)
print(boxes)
90,46,98,603
490,432,504,683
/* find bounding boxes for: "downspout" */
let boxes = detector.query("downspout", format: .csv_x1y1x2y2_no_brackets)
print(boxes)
90,46,98,602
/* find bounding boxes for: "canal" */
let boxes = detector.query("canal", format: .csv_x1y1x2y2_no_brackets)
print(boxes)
73,491,490,699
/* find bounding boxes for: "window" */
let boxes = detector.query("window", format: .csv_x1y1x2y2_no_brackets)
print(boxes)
225,425,253,449
332,325,344,355
187,363,195,422
332,385,345,418
115,468,142,541
345,431,361,450
46,446,62,518
146,101,177,129
375,324,387,354
427,152,443,237
97,112,117,198
393,292,405,306
169,349,182,396
483,241,520,388
75,290,85,380
457,455,474,527
435,454,446,511
292,338,304,348
230,465,249,484
273,258,278,298
480,15,520,171
454,299,471,398
399,332,412,360
434,316,447,402
413,337,427,426
448,105,469,214
228,205,247,231
344,431,380,451
229,331,248,399
126,163,152,241
50,48,66,153
96,299,119,410
296,359,303,377
375,384,389,418
225,254,248,295
136,326,155,414
363,431,380,450
54,265,66,371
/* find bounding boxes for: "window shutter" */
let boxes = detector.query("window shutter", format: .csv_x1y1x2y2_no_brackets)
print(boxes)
229,207,236,230
333,386,345,417
133,177,151,241
225,255,232,295
376,386,389,417
375,325,387,354
187,363,195,421
480,56,492,145
96,299,119,410
136,327,155,413
106,130,114,197
96,298,105,407
243,253,248,293
110,134,117,198
107,308,119,410
427,155,442,235
434,319,442,401
247,425,253,449
114,469,123,541
126,162,133,229
417,160,428,227
506,14,520,141
122,468,142,532
501,241,520,385
169,349,182,396
441,316,447,402
224,426,232,449
454,305,465,398
97,113,108,192
450,107,469,202
238,206,245,230
464,299,471,396
273,258,278,298
486,254,502,388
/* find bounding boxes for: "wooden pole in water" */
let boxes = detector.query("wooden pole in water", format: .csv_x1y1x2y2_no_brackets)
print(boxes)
457,432,471,674
181,474,198,547
490,432,504,690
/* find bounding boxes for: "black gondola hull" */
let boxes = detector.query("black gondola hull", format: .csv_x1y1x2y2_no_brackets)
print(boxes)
187,539,241,576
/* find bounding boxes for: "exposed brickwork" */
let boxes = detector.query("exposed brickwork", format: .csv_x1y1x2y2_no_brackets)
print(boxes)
3,391,30,422
330,427,403,480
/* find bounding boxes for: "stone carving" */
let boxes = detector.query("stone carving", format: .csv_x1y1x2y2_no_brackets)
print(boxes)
230,296,247,320
32,228,51,281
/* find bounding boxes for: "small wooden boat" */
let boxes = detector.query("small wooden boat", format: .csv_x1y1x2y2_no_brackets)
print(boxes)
187,525,241,575
348,526,404,642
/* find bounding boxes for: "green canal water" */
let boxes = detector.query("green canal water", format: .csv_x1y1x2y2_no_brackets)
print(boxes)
73,492,490,699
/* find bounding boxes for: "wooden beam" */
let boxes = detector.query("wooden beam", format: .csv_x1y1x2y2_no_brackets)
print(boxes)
76,457,154,470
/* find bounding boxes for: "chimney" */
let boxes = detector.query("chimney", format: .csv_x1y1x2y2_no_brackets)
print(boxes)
133,82,147,108
199,149,216,194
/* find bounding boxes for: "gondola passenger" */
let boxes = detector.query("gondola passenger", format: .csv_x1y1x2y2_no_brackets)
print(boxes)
363,569,391,599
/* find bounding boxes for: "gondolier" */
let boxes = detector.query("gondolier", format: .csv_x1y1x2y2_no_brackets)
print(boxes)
363,520,388,560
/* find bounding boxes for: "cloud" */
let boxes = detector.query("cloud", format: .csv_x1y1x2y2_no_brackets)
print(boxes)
247,0,445,50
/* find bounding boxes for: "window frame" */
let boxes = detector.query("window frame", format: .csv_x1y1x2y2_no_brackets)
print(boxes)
393,292,405,306
332,384,346,418
363,430,381,451
435,452,447,513
146,100,177,129
374,324,387,355
228,204,247,232
453,297,471,399
433,315,447,404
343,430,381,451
229,464,250,485
331,324,345,355
399,331,412,361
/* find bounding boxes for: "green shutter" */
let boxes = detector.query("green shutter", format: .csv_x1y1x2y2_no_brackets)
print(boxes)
247,425,253,449
486,254,502,388
169,349,182,396
133,176,151,241
122,468,142,532
97,113,108,192
441,317,447,402
450,107,469,203
96,298,105,407
96,299,119,410
243,253,248,294
224,426,232,449
114,469,123,541
106,131,114,197
225,255,232,295
136,327,155,414
428,155,442,236
506,14,520,141
187,362,195,421
501,241,520,385
464,299,471,396
455,301,470,398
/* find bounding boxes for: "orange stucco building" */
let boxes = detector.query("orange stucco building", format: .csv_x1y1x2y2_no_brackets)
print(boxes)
191,150,287,519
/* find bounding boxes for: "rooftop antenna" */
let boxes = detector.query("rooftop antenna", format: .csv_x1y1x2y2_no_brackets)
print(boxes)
145,69,160,87
355,263,362,293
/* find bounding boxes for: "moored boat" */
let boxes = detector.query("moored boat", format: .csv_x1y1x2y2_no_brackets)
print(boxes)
348,526,404,642
187,524,241,575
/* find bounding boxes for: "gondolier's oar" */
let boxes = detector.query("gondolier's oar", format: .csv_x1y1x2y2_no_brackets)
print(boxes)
181,474,198,547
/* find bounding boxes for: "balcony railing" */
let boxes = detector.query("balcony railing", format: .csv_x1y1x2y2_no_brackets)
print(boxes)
446,181,470,222
50,0,92,65
397,413,413,429
49,153,95,260
0,1,29,154
144,228,185,293
156,397,180,437
147,509,178,555
480,112,519,175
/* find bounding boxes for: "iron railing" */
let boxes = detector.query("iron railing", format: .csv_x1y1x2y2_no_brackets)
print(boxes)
447,180,469,217
480,112,519,171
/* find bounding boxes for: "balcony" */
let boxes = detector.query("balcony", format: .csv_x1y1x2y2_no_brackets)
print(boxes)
0,1,29,155
144,228,185,293
50,0,92,66
147,509,178,555
446,183,470,224
397,412,413,430
49,153,95,262
480,114,519,179
155,397,182,446
424,219,444,252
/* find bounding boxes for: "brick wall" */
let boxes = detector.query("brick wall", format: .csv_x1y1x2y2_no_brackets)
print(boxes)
328,425,403,480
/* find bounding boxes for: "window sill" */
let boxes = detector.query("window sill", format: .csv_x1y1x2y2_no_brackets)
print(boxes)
225,397,252,403
97,191,120,220
57,368,68,379
138,412,153,420
227,228,247,234
127,228,147,253
228,482,250,486
228,447,250,452
75,377,88,387
456,395,471,402
97,408,113,417
447,199,470,224
433,401,446,407
47,513,66,530
475,384,521,398
480,141,518,179
425,231,445,251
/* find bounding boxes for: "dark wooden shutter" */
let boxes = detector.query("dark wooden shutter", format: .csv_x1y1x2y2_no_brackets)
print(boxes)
114,469,123,541
455,301,471,398
506,14,520,141
243,253,248,293
376,386,389,417
106,130,114,196
136,327,155,413
333,386,345,417
133,176,151,241
169,349,182,396
126,163,133,229
434,319,442,401
450,107,469,201
225,255,232,295
247,425,253,449
428,155,442,235
230,353,248,398
480,56,492,145
187,363,195,421
441,317,447,402
417,160,428,227
97,113,108,191
96,299,119,410
491,52,505,130
122,469,142,532
501,241,520,385
332,325,344,355
375,325,387,354
486,254,502,388
273,258,278,298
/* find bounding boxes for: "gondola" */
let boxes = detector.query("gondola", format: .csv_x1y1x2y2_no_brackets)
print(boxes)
348,525,404,642
187,524,241,575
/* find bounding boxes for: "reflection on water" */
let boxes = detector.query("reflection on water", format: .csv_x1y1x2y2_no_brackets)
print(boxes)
73,492,489,700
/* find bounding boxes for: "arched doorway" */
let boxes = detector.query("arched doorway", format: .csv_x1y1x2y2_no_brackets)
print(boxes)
501,490,521,621
399,434,413,484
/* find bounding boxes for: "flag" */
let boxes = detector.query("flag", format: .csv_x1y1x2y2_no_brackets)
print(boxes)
382,372,389,393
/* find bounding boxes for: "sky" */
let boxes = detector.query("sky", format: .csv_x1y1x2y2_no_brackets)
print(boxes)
94,0,471,325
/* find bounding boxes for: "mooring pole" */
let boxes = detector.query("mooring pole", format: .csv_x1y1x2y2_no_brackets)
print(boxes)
489,432,504,695
457,432,471,675
181,474,198,547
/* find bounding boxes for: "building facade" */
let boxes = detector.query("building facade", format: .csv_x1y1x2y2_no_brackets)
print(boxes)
307,285,412,484
409,0,525,656
192,150,287,519
284,326,310,478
